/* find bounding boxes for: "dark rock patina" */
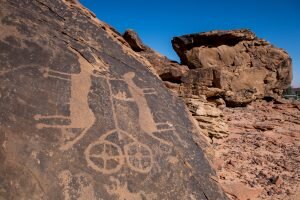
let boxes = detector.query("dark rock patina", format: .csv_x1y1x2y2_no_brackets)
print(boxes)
0,0,227,199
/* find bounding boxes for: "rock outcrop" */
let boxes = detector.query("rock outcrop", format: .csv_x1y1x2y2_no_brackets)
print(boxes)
0,0,227,199
185,96,228,139
123,30,189,84
123,30,229,140
172,29,292,106
122,29,299,200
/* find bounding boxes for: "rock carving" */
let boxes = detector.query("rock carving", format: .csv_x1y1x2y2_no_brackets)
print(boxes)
33,67,180,174
84,73,155,174
34,47,99,151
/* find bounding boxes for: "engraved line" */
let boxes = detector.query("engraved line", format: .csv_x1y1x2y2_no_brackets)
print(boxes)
59,127,90,151
89,155,123,159
43,73,71,81
34,114,69,120
106,78,123,134
46,69,72,76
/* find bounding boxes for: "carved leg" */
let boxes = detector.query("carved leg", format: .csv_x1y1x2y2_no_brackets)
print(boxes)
142,88,157,95
41,68,71,81
59,127,90,151
34,114,70,129
156,122,187,147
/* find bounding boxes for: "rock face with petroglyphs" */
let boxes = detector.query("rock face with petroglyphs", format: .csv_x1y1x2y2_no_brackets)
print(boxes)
122,29,300,199
0,0,227,199
123,30,229,140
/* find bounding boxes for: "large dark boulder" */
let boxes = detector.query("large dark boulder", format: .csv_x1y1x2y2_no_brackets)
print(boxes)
172,29,292,106
0,0,227,199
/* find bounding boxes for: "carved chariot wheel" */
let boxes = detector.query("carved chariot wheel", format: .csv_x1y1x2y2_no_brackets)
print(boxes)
124,142,153,173
85,140,124,174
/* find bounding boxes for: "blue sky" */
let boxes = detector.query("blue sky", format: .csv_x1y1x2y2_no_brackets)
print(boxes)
81,0,300,87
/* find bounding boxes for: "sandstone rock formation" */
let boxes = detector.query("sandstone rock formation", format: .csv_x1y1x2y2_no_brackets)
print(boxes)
185,96,228,139
172,29,292,106
122,29,299,200
123,30,229,140
123,30,189,84
0,0,227,199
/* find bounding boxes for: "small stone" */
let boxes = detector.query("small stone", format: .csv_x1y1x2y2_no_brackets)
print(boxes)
275,176,283,186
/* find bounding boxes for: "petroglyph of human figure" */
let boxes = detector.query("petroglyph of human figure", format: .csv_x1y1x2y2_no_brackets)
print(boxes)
123,72,177,147
34,48,105,151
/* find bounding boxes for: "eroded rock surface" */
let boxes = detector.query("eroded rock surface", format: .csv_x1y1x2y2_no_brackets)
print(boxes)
185,96,228,139
123,30,189,84
213,101,300,199
172,29,292,106
123,30,229,140
0,0,227,199
122,28,299,200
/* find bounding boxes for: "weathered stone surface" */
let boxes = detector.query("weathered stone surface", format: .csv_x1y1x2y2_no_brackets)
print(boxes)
172,29,292,106
120,16,300,200
123,30,229,140
123,29,147,52
214,101,300,199
0,0,227,199
125,30,230,139
185,98,229,139
123,30,189,85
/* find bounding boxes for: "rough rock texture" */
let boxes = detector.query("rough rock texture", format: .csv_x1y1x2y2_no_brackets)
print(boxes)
123,30,189,84
0,0,228,199
172,29,292,106
122,29,299,200
185,96,228,139
123,30,229,140
213,100,300,199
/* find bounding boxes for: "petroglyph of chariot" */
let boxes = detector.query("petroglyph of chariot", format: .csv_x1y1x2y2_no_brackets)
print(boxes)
84,72,181,174
34,51,180,174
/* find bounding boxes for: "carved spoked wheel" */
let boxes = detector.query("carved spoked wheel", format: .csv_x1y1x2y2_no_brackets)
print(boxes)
85,140,124,174
124,142,153,173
